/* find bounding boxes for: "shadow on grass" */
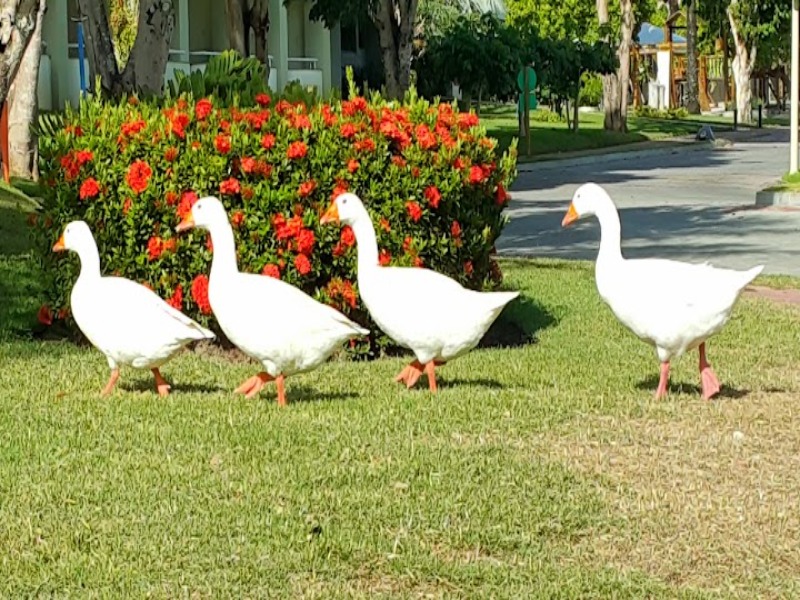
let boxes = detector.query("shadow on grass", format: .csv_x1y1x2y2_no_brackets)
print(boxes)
478,294,557,350
121,379,227,395
635,375,751,399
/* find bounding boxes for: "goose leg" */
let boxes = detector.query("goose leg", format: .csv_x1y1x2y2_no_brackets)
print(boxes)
235,371,273,399
654,362,670,399
698,343,721,400
152,368,171,397
394,360,424,388
275,374,287,406
101,368,120,397
424,361,438,393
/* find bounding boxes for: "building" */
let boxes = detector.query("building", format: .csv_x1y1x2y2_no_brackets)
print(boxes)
39,0,345,110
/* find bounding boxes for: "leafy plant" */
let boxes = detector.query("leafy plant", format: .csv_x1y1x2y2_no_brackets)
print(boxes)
33,81,518,358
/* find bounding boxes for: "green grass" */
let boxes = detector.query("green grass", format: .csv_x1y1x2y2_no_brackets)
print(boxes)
2,188,800,596
481,104,742,159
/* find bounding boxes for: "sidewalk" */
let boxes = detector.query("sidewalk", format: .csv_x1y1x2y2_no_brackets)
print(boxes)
518,126,781,172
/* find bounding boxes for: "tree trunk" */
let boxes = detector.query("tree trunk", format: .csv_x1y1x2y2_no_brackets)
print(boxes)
7,0,43,179
225,0,247,57
684,0,700,114
727,7,755,124
249,0,270,79
77,0,129,94
0,0,42,107
125,0,174,95
573,88,580,133
372,0,418,99
597,0,624,132
617,0,633,130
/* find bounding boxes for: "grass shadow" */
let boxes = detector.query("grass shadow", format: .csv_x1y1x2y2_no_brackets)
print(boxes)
121,379,227,395
437,377,504,390
478,294,557,349
635,375,751,399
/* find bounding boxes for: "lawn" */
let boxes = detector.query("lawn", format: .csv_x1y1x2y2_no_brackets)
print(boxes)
481,104,744,159
2,190,800,597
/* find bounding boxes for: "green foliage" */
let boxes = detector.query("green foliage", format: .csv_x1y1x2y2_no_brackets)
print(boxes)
33,86,518,357
167,51,272,108
506,0,598,42
578,73,603,107
633,105,689,120
533,37,616,108
416,13,525,102
108,0,138,70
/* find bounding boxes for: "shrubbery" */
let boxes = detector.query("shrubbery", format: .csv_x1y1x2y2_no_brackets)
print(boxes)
32,81,518,356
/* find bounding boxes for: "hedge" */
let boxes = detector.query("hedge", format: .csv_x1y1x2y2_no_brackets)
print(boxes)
32,88,518,357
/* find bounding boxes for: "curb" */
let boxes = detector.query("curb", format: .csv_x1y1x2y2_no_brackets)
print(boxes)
516,128,780,172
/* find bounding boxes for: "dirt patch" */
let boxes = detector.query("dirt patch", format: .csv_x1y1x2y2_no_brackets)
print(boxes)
745,286,800,306
535,392,800,597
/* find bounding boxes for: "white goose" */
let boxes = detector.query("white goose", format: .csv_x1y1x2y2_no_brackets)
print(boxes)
53,221,215,396
176,196,368,405
321,192,519,392
562,182,763,400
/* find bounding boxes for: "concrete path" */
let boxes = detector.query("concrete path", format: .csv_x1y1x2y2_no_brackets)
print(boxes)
498,128,800,276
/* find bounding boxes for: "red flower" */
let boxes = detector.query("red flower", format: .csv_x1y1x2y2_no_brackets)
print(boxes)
165,191,178,206
120,119,146,138
215,134,231,154
147,236,164,261
298,180,316,197
37,304,53,326
411,167,420,178
127,160,152,194
469,165,486,185
464,260,474,275
162,238,177,254
79,177,101,200
195,98,213,120
255,93,271,107
261,133,276,149
347,158,359,173
379,249,391,266
240,156,257,174
340,225,355,247
451,220,462,238
262,263,281,278
453,157,465,170
220,177,241,195
496,184,510,205
164,146,179,162
206,234,214,253
405,201,422,222
391,155,406,168
424,186,441,209
379,218,391,232
296,228,316,256
331,181,349,201
287,141,308,160
167,284,183,311
242,186,255,201
354,138,376,153
458,112,480,128
294,254,312,275
340,123,357,139
75,150,93,166
413,256,424,268
403,236,414,252
291,113,312,129
415,124,437,150
332,242,346,257
231,211,245,228
177,191,198,219
191,141,201,150
168,111,190,139
65,124,83,137
191,274,212,315
122,198,133,214
320,104,337,127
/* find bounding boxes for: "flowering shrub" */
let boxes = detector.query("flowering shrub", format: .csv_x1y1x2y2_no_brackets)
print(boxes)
33,87,518,356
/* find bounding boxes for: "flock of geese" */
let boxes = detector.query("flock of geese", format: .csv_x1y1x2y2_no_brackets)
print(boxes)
52,183,762,403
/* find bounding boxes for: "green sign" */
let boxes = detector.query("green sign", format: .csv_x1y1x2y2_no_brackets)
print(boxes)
517,66,537,112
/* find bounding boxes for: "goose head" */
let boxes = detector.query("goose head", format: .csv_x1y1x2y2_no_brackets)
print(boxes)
320,192,368,227
53,220,96,254
175,196,228,232
561,183,612,227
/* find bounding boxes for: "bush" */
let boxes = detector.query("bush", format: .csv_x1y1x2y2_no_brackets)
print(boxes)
578,73,603,107
32,86,518,357
634,105,689,120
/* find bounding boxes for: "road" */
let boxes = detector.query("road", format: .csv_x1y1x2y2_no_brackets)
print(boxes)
498,128,800,275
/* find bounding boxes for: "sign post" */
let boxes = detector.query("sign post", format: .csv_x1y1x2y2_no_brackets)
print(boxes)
517,66,537,156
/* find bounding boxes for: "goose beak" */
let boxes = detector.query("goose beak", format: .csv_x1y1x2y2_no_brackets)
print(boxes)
52,234,66,252
320,203,339,225
561,203,579,228
176,214,195,232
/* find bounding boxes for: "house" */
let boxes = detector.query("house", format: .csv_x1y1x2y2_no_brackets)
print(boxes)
39,0,345,110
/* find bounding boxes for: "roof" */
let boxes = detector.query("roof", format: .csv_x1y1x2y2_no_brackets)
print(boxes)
637,22,686,46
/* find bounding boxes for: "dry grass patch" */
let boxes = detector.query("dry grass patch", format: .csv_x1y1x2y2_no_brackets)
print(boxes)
536,390,800,598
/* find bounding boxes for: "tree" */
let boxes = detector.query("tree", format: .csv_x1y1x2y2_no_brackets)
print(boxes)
77,0,175,97
309,0,418,99
0,0,43,107
7,0,45,179
685,0,700,113
224,0,270,75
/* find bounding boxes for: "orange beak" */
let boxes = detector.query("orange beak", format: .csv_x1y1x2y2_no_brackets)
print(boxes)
52,234,66,252
320,202,339,225
175,214,195,232
561,203,579,228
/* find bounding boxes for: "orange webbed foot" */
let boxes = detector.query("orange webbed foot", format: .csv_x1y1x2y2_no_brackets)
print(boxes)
234,371,274,399
394,361,424,388
152,368,171,397
101,368,120,397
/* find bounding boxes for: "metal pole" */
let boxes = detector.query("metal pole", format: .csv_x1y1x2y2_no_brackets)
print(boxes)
523,67,531,156
791,0,799,173
72,18,87,95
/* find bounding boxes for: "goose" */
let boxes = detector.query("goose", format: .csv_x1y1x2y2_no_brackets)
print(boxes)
176,197,368,405
53,220,215,396
320,192,518,392
562,182,763,400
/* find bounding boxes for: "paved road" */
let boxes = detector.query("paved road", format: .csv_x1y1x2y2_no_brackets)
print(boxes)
498,128,800,275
